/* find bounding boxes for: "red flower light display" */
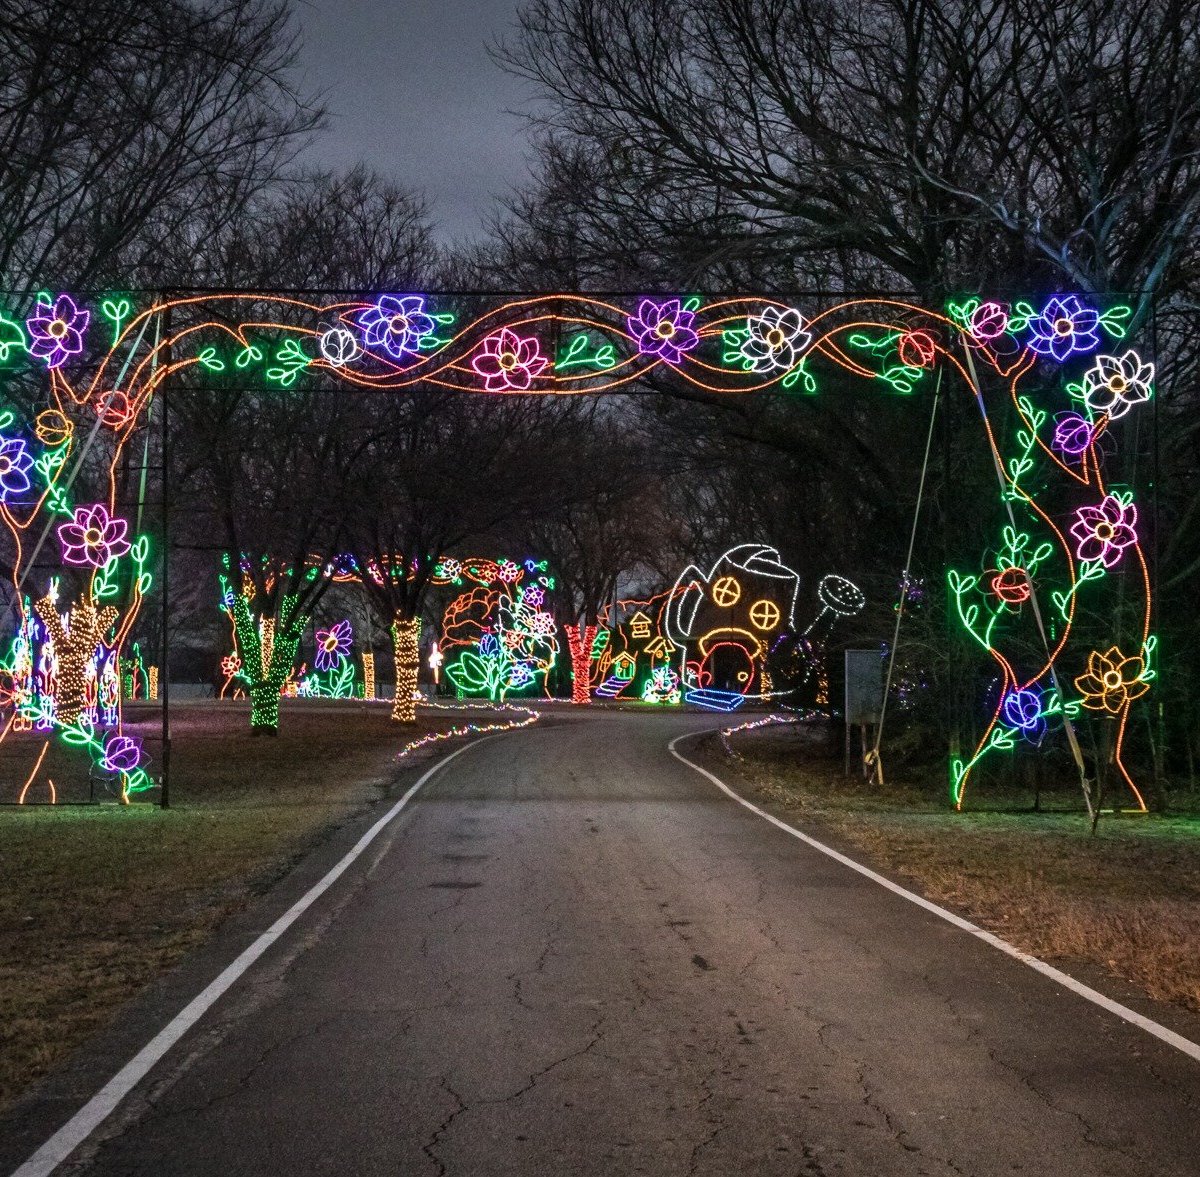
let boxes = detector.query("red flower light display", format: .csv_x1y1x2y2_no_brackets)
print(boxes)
898,330,937,368
990,566,1031,605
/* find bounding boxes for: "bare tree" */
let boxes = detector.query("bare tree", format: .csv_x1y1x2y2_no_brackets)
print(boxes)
344,391,588,720
488,0,1200,783
166,167,436,729
0,0,322,290
495,0,1200,308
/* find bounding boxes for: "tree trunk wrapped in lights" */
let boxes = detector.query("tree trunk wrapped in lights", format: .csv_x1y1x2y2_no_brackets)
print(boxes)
232,592,307,734
565,623,597,705
35,596,118,725
391,616,421,722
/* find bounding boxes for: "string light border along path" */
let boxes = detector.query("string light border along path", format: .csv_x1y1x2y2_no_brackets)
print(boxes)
718,710,823,758
396,703,540,758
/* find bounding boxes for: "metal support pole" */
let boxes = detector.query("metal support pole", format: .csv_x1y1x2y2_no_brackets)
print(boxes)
1151,297,1164,799
160,309,172,808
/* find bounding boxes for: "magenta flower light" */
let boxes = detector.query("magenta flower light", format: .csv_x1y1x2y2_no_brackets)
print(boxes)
314,618,353,670
0,435,33,500
1053,413,1094,458
1071,494,1137,568
58,503,131,567
969,301,1009,342
102,733,143,773
27,294,89,369
627,298,700,365
1027,296,1100,362
472,328,549,391
357,295,434,360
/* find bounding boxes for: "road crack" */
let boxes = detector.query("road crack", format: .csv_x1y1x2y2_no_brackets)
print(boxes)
420,1076,469,1177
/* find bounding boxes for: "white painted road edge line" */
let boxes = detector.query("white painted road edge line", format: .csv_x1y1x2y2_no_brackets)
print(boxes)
669,731,1200,1066
11,736,489,1177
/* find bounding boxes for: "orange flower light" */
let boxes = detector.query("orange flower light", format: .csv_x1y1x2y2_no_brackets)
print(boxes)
1074,646,1149,713
95,390,134,430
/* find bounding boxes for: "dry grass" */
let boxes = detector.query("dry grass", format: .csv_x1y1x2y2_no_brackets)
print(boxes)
0,699,462,1109
720,726,1200,1013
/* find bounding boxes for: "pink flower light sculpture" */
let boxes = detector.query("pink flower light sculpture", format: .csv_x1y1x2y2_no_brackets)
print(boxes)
472,328,549,391
969,301,1009,342
58,504,131,567
1071,494,1137,568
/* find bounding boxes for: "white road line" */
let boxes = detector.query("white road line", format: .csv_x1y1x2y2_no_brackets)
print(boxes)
11,736,489,1177
669,731,1200,1066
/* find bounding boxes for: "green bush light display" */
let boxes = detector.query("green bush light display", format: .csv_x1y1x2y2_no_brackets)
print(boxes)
232,592,307,732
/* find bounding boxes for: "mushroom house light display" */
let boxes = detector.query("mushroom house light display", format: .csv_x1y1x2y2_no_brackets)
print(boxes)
664,546,864,712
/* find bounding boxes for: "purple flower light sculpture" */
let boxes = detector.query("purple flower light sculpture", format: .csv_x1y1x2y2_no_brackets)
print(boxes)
58,503,131,567
314,619,353,670
1026,296,1100,362
102,733,143,773
627,298,700,365
1052,413,1094,459
1071,494,1137,568
357,295,434,360
0,435,33,500
27,294,89,369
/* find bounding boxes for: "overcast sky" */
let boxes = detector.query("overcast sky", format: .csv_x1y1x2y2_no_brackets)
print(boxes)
294,0,534,245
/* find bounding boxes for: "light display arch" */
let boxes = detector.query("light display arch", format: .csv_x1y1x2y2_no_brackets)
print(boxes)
0,290,1156,810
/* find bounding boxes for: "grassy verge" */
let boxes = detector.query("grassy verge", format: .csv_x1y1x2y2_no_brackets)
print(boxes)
0,699,465,1109
716,723,1200,1014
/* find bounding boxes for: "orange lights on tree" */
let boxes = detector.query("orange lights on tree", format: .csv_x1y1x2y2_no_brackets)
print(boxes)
391,617,421,723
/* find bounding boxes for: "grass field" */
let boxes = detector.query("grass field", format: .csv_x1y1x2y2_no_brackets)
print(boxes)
0,699,471,1110
717,721,1200,1014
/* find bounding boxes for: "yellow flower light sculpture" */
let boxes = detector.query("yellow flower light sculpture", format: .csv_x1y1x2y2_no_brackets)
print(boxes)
1074,646,1150,714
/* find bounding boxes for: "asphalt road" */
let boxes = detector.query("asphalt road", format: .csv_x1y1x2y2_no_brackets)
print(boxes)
33,710,1200,1175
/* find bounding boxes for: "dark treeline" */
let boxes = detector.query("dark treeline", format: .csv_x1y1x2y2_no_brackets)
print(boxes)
1,0,1197,795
